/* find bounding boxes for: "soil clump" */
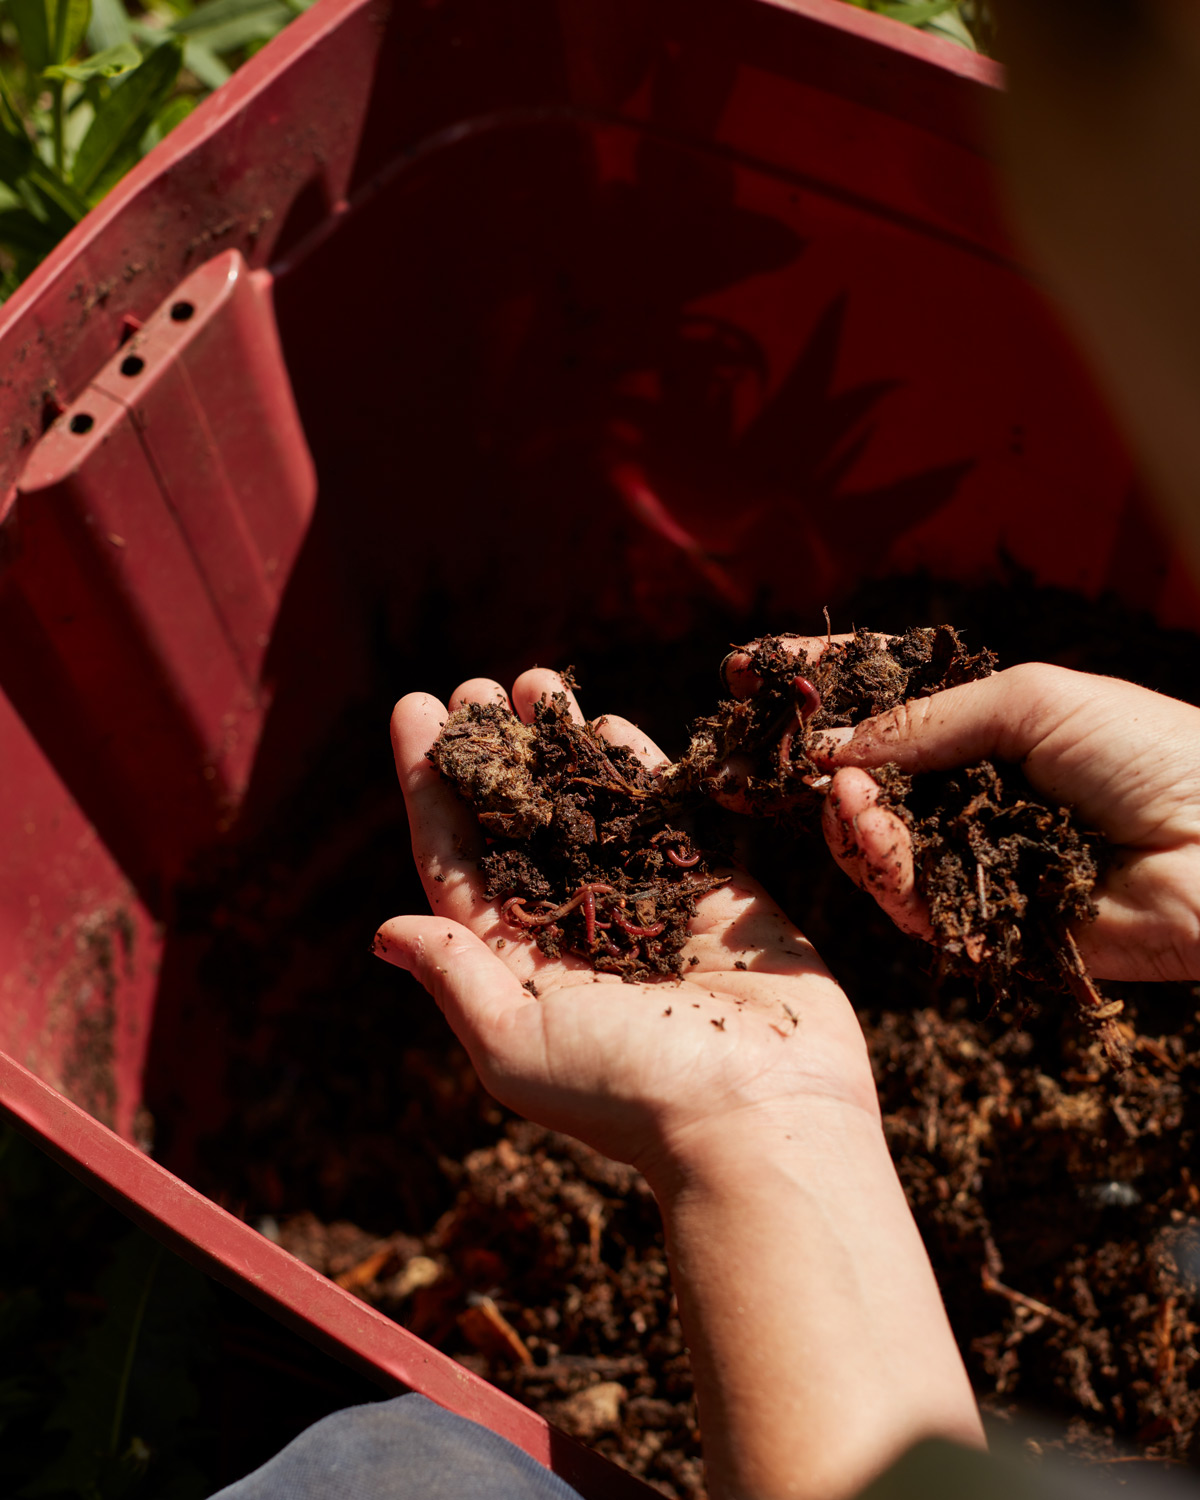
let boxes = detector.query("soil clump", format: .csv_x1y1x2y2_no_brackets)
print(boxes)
431,625,1116,1058
428,696,725,979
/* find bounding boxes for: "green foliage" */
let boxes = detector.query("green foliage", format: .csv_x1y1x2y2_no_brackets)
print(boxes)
70,36,181,197
0,0,309,297
0,1126,217,1499
0,0,984,300
44,43,141,83
842,0,994,53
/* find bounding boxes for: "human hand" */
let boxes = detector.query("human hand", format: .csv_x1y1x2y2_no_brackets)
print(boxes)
377,669,985,1498
724,639,1200,983
374,668,877,1183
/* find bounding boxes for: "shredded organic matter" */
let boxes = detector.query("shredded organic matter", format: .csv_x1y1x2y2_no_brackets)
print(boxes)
431,626,1117,1058
429,697,727,979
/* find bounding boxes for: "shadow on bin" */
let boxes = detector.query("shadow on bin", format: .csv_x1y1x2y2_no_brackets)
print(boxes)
0,0,1195,1493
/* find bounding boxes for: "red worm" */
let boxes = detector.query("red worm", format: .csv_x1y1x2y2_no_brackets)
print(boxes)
778,674,823,778
580,887,600,948
665,847,701,868
794,675,822,721
504,884,665,949
502,884,615,944
502,896,554,928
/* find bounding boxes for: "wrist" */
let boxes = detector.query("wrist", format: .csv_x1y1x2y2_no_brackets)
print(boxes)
637,1080,982,1499
634,1086,885,1209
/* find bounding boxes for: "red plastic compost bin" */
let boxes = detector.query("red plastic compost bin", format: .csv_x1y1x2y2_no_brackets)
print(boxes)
0,0,1194,1489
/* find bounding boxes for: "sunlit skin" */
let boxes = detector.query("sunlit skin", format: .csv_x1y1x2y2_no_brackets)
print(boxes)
723,636,1200,984
375,667,983,1500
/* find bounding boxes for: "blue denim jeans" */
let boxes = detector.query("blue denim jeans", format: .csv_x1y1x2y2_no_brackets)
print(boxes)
209,1394,585,1500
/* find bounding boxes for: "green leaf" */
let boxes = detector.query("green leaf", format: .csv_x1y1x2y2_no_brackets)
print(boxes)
6,0,52,74
0,116,85,224
44,39,140,80
873,0,956,23
180,39,230,88
52,0,91,64
924,8,976,46
71,38,181,199
172,4,290,54
86,0,132,52
168,0,282,34
25,155,88,219
0,123,34,190
140,90,194,150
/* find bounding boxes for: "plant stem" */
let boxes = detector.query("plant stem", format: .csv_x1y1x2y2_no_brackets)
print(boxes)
0,63,25,137
51,0,70,173
110,1243,163,1457
51,79,65,175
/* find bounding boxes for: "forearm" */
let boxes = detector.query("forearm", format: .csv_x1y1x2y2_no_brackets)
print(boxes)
645,1098,983,1500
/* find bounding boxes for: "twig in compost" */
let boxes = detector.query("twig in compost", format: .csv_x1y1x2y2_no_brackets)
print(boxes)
1053,924,1130,1070
981,1265,1075,1328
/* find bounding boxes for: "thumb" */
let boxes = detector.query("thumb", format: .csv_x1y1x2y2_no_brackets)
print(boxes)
815,667,1046,775
821,768,933,941
372,916,541,1081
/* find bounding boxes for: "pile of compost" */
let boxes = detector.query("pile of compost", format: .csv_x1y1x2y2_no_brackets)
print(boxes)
167,570,1200,1499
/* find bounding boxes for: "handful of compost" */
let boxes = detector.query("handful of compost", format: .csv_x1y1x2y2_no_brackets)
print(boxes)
428,695,727,981
429,627,1116,1052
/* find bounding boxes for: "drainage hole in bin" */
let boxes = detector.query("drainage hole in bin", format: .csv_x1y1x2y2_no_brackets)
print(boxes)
69,413,94,435
120,354,145,377
170,300,194,322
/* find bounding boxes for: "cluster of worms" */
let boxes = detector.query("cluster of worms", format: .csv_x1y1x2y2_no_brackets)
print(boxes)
502,840,703,950
428,697,726,979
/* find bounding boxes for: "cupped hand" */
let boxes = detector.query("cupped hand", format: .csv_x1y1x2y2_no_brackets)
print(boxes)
724,637,1200,983
375,668,877,1180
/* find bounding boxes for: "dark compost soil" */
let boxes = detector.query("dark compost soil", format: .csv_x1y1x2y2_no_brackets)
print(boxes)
427,694,726,981
430,623,1118,1059
163,569,1200,1499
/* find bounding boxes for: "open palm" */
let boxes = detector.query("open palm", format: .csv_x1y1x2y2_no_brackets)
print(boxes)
375,669,878,1174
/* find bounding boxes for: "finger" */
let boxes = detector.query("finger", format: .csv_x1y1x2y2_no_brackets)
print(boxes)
449,677,511,711
592,713,671,771
390,692,488,919
512,668,585,724
822,769,933,941
721,633,859,700
373,916,541,1090
821,663,1091,779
